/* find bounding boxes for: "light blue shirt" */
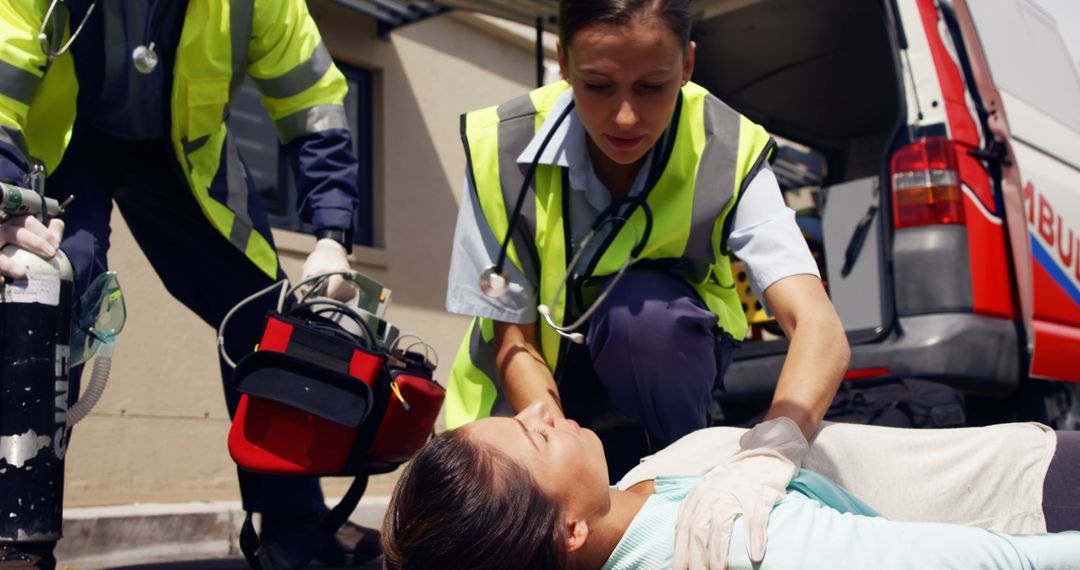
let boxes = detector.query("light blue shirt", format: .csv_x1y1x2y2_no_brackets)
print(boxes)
602,470,1080,570
446,88,819,324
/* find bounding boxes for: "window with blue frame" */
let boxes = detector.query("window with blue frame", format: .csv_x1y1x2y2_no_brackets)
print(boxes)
228,62,375,246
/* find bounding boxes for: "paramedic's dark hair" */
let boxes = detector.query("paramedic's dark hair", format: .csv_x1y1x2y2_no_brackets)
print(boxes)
382,428,569,570
558,0,692,53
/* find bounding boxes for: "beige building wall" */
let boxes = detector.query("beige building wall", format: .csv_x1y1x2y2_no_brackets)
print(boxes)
64,4,552,506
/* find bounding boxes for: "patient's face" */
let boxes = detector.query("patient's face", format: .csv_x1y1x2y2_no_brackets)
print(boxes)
465,402,611,518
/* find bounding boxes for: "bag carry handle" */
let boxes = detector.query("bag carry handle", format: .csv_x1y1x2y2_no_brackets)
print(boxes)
389,333,439,371
220,272,389,370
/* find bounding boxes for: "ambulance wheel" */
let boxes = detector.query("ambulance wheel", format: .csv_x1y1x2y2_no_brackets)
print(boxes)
1061,383,1080,430
967,379,1078,430
1039,381,1080,430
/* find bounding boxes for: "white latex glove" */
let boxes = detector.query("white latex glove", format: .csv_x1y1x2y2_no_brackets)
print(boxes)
673,416,809,570
300,238,356,302
0,215,65,283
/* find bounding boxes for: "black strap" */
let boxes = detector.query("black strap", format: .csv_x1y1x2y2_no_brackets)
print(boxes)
322,473,370,534
840,203,879,278
239,513,263,570
238,475,371,570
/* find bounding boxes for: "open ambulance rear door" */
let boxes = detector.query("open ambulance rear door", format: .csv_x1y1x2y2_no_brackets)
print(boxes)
952,0,1080,383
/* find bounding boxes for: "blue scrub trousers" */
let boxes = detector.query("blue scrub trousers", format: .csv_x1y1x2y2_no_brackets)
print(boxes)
47,127,324,514
1044,430,1080,531
580,267,736,446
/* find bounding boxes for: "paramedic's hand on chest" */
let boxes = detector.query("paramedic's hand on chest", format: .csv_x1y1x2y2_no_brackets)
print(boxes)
673,417,809,570
0,216,65,283
670,161,847,569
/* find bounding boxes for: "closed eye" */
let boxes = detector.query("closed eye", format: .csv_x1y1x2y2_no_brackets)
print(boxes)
515,418,544,451
532,428,550,442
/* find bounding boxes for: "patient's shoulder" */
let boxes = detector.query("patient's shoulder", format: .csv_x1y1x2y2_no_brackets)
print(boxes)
625,480,655,496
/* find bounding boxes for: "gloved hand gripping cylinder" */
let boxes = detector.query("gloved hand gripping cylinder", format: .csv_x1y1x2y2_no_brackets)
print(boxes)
0,176,125,544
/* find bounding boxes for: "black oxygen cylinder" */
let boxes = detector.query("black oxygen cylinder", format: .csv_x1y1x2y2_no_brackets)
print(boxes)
0,244,74,543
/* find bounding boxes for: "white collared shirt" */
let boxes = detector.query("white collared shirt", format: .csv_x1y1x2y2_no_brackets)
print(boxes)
446,88,819,324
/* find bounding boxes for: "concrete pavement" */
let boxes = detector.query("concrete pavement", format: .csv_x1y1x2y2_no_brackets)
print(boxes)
55,497,389,570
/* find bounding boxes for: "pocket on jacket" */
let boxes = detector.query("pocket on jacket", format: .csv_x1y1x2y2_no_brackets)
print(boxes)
184,76,230,141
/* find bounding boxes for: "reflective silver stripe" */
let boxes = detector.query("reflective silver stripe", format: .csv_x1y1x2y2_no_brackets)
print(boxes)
0,126,29,157
274,104,349,143
494,93,541,284
230,213,254,252
254,42,332,100
229,0,254,100
686,94,741,279
225,133,253,251
0,60,40,105
226,0,253,122
468,318,513,417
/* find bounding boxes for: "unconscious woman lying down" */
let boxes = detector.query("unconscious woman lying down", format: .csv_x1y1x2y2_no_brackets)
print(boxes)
382,402,1080,570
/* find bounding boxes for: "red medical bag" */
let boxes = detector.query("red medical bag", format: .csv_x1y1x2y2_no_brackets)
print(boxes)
228,311,444,476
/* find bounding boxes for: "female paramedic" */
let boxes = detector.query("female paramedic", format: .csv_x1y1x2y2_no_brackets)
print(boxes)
0,0,368,566
383,402,1080,570
444,0,848,567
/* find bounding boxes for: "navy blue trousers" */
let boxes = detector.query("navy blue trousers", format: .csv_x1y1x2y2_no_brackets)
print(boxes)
582,268,735,446
1044,430,1080,531
48,128,323,514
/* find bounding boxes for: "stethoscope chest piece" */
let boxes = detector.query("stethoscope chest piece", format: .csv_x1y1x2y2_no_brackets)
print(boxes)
479,265,510,298
132,42,158,74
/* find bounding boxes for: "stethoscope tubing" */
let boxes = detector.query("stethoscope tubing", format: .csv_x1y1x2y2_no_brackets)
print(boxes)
491,101,578,277
39,0,98,60
539,196,654,343
479,96,656,344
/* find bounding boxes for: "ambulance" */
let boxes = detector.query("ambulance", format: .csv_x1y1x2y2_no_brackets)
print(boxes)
687,0,1080,428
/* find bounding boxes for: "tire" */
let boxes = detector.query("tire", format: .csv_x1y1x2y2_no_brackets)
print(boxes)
1052,382,1080,430
968,379,1079,430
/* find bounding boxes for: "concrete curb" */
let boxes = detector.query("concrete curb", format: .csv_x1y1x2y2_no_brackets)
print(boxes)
56,497,390,569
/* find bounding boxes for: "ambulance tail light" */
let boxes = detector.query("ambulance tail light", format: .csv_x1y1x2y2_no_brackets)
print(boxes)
890,138,966,228
843,367,892,381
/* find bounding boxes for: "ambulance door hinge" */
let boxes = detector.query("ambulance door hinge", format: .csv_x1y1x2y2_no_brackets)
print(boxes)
967,138,1010,167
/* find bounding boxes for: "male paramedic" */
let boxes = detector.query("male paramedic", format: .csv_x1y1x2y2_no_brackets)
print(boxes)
0,0,366,566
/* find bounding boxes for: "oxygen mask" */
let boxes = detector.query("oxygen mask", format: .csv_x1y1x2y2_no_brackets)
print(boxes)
70,271,126,367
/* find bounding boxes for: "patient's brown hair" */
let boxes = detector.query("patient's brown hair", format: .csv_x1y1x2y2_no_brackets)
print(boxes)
382,428,569,569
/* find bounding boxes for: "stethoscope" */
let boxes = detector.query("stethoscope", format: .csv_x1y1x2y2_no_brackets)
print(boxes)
39,0,96,61
537,196,652,343
39,0,160,74
478,100,654,344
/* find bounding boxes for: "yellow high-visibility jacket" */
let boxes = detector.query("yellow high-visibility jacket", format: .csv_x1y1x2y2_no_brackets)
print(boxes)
0,0,353,277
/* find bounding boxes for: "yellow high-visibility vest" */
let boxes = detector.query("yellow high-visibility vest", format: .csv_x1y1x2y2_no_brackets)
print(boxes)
445,81,775,428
